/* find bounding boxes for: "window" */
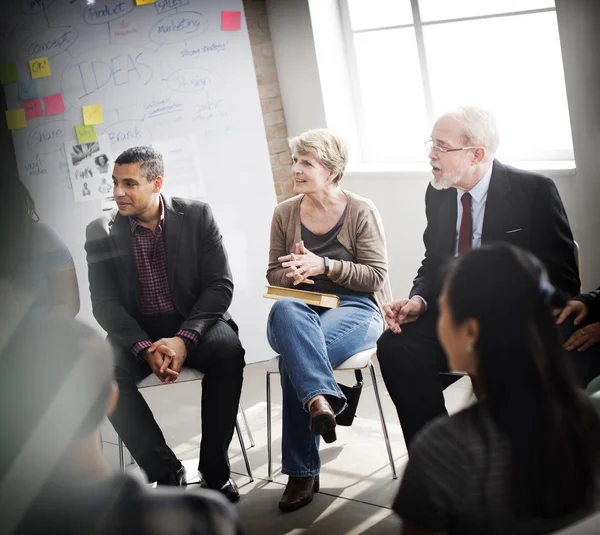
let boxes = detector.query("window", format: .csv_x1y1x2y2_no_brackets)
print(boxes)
340,0,573,166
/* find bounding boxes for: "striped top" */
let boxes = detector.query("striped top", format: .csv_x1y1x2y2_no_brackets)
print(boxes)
394,405,595,534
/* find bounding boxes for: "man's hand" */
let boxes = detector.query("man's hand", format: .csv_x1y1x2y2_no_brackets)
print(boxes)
564,322,600,352
382,297,424,334
143,346,179,383
147,337,188,383
555,300,588,326
278,241,324,286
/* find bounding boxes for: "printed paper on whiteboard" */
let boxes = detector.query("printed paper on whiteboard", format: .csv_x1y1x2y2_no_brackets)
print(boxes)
65,135,113,203
152,136,206,200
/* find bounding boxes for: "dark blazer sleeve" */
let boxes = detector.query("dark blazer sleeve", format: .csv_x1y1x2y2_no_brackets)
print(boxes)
85,219,149,349
576,287,600,314
410,186,440,304
530,178,580,297
179,204,234,338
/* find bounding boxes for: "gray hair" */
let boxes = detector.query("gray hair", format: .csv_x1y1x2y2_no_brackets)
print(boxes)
454,106,500,159
289,128,348,185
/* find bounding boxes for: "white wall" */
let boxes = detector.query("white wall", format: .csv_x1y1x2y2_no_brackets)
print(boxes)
267,0,600,297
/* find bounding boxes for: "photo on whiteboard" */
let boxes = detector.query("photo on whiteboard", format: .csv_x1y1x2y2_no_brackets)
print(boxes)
95,154,110,175
70,142,99,166
65,135,113,203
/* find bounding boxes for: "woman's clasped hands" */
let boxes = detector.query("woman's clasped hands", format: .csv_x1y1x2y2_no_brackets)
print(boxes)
279,241,326,286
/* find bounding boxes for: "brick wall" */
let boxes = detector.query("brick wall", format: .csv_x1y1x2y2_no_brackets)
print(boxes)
243,0,295,203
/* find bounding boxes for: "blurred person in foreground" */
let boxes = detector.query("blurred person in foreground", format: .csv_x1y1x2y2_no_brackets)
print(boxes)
0,176,79,325
377,106,580,450
0,316,242,535
393,244,600,535
266,128,392,511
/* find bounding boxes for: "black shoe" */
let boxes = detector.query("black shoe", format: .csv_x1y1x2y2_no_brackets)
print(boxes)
200,477,240,503
156,465,187,487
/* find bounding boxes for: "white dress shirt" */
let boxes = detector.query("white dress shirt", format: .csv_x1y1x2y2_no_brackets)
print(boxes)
454,162,493,256
415,162,494,311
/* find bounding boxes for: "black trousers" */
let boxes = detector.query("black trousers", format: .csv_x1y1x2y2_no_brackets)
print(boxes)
109,315,245,487
377,308,600,451
377,311,452,451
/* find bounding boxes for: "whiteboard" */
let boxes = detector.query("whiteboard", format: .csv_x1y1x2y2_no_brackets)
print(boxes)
2,0,277,364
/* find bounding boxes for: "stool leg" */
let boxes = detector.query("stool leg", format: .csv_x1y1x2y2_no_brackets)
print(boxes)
236,418,254,482
266,372,273,481
117,436,125,473
240,406,255,448
369,362,397,479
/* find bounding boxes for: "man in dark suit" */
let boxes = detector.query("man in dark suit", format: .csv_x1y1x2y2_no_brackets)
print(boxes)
85,146,245,501
377,106,580,450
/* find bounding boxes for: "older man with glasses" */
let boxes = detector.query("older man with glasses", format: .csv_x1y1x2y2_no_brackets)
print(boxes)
376,105,580,451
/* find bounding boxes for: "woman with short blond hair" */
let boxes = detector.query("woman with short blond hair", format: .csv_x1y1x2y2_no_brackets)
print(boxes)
266,128,392,512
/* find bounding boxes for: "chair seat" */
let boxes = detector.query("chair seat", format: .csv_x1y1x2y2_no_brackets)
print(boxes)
266,347,377,374
137,367,205,388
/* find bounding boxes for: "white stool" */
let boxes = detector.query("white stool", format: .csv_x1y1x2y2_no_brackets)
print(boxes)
117,367,254,481
266,348,397,480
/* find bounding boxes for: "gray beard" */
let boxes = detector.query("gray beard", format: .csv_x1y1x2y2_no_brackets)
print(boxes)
430,171,461,190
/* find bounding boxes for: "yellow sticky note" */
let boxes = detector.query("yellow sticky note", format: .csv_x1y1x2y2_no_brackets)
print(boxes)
82,104,104,125
76,124,98,144
29,56,51,79
6,108,27,130
135,0,156,4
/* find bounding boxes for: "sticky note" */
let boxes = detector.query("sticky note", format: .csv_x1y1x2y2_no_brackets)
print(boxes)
221,11,241,31
82,104,103,125
0,62,19,84
75,124,98,144
43,93,66,115
29,56,51,79
18,79,38,100
21,98,44,120
135,0,156,4
6,108,27,130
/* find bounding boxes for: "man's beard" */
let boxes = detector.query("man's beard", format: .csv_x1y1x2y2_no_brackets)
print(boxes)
430,158,470,190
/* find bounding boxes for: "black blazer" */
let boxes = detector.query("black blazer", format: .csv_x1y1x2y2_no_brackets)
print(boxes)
85,195,234,349
410,160,580,305
577,288,600,316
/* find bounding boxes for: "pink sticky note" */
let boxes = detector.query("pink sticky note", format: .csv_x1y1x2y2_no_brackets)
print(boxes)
43,93,66,116
221,11,241,31
21,98,43,120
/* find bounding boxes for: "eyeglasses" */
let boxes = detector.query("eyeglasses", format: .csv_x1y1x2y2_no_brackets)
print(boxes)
424,139,480,154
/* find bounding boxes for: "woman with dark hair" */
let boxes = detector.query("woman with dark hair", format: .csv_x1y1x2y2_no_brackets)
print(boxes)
394,244,600,535
0,178,79,321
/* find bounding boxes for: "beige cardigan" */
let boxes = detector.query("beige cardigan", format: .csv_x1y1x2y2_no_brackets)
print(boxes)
267,190,393,310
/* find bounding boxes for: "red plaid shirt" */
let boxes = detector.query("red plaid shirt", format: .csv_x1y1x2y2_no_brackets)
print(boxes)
130,197,198,357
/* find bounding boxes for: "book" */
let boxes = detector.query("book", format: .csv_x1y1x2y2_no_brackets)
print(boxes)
263,285,340,309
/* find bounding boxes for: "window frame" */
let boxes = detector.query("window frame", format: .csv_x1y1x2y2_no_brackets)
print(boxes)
338,0,572,168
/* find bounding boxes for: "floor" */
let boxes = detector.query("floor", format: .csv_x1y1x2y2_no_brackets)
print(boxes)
100,360,475,535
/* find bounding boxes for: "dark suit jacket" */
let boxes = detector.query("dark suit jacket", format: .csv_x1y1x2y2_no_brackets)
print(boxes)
410,160,580,306
577,288,600,317
85,195,234,350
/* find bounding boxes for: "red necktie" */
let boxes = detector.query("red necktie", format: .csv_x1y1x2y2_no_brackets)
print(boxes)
458,192,472,255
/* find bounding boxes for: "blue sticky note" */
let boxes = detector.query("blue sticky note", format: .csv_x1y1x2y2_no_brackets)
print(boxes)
18,79,38,101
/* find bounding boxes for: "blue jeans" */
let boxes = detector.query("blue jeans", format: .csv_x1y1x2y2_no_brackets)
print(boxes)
267,294,383,477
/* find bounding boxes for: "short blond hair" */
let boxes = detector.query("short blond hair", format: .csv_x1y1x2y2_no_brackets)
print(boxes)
289,128,348,185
